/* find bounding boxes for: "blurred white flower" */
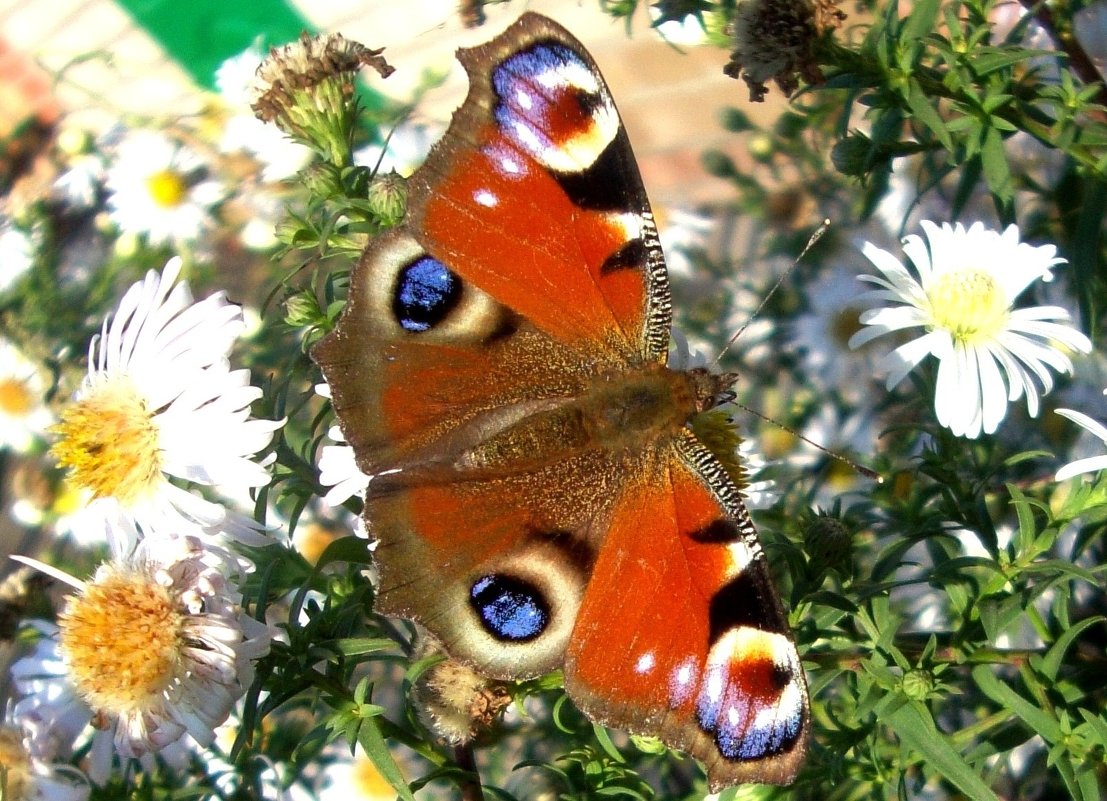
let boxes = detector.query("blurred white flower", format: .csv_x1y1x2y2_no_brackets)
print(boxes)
354,121,439,177
0,721,89,801
788,263,882,399
10,537,270,784
0,339,54,453
50,258,283,550
0,220,35,291
53,153,106,210
849,221,1092,439
105,131,225,248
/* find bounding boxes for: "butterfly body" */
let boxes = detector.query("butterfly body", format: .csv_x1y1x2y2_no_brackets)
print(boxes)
314,13,808,789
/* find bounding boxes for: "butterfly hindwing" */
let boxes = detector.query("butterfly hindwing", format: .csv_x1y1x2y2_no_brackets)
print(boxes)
565,431,808,788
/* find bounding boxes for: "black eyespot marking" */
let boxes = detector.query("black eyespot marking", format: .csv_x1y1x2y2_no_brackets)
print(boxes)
469,574,550,642
708,568,788,642
688,519,741,544
393,256,462,332
600,239,648,274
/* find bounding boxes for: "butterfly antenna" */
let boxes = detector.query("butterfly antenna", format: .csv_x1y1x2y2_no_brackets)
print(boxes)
711,218,831,368
734,401,882,482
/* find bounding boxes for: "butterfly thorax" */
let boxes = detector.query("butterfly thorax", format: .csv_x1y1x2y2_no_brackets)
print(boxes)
454,364,736,476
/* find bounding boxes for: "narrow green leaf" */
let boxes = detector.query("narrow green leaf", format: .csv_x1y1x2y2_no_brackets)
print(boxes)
1040,617,1105,680
357,717,417,801
907,79,954,150
972,666,1061,742
1078,709,1107,749
970,49,1055,75
980,126,1014,216
330,637,398,657
901,0,942,49
884,701,999,801
592,724,627,763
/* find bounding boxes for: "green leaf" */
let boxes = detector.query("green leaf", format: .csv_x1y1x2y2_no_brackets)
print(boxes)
980,125,1014,217
906,79,954,150
356,716,417,801
884,701,999,801
901,0,942,51
592,724,627,763
330,637,398,657
970,49,1054,76
1078,709,1107,749
1039,617,1106,680
972,666,1061,742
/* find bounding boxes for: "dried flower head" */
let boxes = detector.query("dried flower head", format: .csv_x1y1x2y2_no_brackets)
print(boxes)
10,538,270,779
724,0,845,101
250,33,394,165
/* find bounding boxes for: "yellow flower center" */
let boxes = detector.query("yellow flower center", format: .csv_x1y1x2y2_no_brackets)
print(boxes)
50,378,162,505
0,377,34,416
145,169,187,208
58,569,184,715
927,268,1009,343
0,726,32,801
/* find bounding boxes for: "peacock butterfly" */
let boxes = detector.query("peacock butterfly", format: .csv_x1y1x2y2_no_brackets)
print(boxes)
313,12,809,789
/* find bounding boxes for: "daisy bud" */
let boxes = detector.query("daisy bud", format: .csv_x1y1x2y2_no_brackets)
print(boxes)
900,668,937,701
803,514,852,570
365,171,407,227
831,133,876,177
284,289,324,329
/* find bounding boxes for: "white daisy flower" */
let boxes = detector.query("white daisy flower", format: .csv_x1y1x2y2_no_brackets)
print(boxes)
0,219,35,292
0,339,54,453
105,131,224,248
319,427,371,506
9,537,271,784
1054,396,1107,480
50,258,283,549
848,221,1093,439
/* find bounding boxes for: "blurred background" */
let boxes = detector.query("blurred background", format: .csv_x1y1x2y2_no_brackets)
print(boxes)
0,0,793,208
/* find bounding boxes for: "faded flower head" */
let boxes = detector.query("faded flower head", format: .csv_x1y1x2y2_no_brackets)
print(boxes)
10,538,270,781
724,0,845,101
250,33,394,165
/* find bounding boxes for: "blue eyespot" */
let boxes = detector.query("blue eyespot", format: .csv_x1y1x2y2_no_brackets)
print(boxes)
469,574,549,642
393,256,461,332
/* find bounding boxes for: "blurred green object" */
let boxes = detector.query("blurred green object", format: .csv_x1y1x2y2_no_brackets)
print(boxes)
113,0,311,88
